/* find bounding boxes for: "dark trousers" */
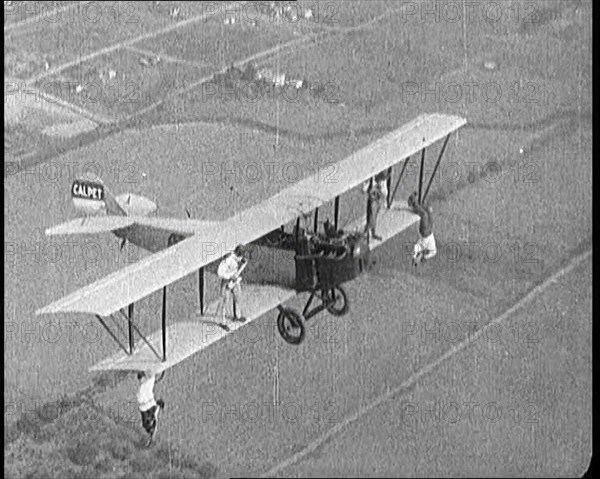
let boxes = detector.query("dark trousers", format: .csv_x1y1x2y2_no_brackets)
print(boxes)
141,406,158,434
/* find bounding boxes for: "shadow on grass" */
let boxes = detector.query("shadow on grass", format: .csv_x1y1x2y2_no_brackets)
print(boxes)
5,398,219,479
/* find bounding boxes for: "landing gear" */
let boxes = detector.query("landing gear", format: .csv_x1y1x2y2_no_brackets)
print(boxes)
325,286,348,316
277,307,305,345
276,285,349,345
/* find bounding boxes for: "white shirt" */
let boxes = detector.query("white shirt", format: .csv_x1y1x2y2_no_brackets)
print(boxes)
137,374,157,411
217,253,243,280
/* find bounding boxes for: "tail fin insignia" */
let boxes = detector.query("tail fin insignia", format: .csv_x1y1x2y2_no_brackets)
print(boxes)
72,180,105,201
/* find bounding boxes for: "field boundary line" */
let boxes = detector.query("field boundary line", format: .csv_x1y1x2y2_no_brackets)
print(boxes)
23,2,245,85
6,83,111,125
125,45,214,68
125,4,409,122
20,3,408,124
125,31,325,121
37,88,112,124
261,249,592,477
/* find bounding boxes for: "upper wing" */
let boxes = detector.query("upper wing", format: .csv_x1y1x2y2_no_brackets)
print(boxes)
263,113,466,221
36,113,466,318
35,227,224,316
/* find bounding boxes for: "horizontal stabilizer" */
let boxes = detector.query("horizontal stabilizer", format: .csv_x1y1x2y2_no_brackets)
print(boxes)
46,216,136,236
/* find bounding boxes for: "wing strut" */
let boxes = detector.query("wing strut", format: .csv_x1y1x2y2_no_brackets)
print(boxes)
162,286,167,362
198,268,205,315
96,315,130,355
93,284,172,367
418,148,426,202
95,310,163,361
388,156,410,208
385,167,392,207
334,196,340,230
423,133,451,203
128,304,134,354
365,177,373,232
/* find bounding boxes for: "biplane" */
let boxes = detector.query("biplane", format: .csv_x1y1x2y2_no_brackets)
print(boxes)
36,113,466,376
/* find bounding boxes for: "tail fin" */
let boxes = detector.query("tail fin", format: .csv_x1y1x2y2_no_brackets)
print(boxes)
71,175,126,216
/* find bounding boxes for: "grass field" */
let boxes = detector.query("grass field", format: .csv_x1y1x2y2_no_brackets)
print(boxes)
4,1,592,477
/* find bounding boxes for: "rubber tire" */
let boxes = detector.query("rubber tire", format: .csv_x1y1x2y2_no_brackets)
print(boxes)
326,286,349,316
277,307,305,345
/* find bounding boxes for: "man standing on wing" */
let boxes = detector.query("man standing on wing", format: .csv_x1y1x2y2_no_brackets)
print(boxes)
362,170,389,241
408,191,436,266
216,244,248,323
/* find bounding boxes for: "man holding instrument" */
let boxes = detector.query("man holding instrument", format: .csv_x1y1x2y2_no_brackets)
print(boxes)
216,244,248,323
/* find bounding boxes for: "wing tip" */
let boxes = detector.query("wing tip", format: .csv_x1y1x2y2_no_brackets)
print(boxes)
45,226,62,236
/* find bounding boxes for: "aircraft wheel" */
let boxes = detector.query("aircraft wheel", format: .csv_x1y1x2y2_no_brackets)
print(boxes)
326,286,349,316
277,307,305,345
